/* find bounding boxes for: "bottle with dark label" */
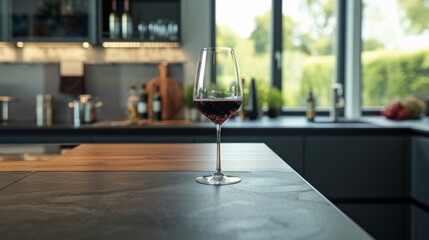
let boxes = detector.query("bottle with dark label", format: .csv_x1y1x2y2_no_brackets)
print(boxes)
109,0,120,39
152,85,162,121
138,83,148,119
121,0,133,39
306,88,316,121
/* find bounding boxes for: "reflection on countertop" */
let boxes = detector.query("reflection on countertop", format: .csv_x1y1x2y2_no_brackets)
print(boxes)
0,144,76,161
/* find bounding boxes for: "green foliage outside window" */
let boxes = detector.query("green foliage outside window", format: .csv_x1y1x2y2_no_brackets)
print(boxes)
362,50,429,106
300,56,334,107
217,0,429,109
301,49,429,107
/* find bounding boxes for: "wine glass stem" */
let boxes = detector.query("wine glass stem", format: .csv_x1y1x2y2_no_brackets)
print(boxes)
216,124,222,174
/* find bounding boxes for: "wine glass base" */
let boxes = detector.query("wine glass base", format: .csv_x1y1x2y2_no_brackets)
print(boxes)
196,175,241,185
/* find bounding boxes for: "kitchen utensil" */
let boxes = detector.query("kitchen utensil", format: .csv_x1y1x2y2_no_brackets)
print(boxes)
0,96,17,122
36,94,52,126
68,94,103,126
146,62,183,120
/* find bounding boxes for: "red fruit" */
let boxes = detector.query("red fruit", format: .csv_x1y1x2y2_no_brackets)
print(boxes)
389,101,402,112
381,108,394,119
382,100,413,120
395,108,411,120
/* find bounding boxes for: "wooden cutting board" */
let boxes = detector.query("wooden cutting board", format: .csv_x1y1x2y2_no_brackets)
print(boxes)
146,62,183,120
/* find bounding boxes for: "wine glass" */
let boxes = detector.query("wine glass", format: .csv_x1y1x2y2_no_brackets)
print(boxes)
193,47,243,185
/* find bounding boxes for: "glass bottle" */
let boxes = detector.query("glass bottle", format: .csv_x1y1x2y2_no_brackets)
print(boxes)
239,77,246,119
138,83,148,119
109,0,120,39
122,0,133,39
127,83,139,121
152,85,162,121
306,88,316,121
245,78,259,120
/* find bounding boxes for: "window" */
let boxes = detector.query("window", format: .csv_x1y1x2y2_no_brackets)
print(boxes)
282,0,337,108
216,0,429,114
216,0,336,109
215,0,272,104
361,0,429,108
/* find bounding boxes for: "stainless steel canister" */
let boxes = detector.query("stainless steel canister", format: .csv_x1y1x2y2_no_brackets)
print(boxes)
36,94,52,126
71,99,81,127
68,95,103,127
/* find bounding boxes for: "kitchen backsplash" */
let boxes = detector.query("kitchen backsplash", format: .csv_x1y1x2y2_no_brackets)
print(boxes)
0,62,184,124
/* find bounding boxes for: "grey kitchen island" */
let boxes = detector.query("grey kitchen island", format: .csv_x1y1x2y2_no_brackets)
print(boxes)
0,143,372,240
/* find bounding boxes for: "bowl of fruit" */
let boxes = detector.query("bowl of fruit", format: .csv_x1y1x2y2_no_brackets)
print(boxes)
381,96,427,120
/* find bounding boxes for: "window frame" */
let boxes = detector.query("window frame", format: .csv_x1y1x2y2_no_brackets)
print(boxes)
214,0,380,116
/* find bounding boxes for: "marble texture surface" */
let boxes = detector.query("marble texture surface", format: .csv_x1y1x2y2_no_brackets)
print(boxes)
0,171,372,240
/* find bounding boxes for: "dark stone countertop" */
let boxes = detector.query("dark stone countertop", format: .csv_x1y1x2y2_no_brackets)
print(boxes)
0,116,428,139
0,171,372,240
0,172,32,189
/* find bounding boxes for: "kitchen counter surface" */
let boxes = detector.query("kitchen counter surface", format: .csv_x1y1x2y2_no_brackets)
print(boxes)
1,116,428,140
0,143,372,240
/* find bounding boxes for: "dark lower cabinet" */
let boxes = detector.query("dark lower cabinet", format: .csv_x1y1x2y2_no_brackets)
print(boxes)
304,136,407,199
411,205,429,240
336,203,409,240
219,136,304,174
336,203,429,240
411,137,429,207
411,137,429,240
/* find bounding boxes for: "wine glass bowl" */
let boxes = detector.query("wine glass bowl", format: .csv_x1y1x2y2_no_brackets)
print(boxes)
193,47,243,185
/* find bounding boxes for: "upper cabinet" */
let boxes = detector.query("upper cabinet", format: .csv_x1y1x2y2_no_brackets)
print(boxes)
0,0,181,47
6,0,96,43
0,0,5,41
99,0,181,45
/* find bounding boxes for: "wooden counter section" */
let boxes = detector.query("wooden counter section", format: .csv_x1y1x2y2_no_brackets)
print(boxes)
0,143,291,172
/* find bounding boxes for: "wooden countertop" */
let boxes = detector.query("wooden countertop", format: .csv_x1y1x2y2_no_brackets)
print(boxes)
0,143,291,172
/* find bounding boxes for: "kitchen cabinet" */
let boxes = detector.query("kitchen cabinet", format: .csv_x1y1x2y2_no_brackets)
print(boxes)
411,205,429,240
225,136,303,174
0,0,4,41
337,203,408,240
99,0,181,44
0,0,180,45
4,0,97,43
304,136,408,199
411,137,429,207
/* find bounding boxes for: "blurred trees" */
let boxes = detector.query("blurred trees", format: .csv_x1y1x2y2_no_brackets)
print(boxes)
301,50,429,106
216,25,240,49
216,0,429,108
397,0,429,34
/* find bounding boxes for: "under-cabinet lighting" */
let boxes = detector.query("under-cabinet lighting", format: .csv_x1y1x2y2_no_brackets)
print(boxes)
15,42,92,48
102,42,180,48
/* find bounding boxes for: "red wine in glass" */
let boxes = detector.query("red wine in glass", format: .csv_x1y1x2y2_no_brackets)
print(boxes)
194,99,242,125
193,47,243,185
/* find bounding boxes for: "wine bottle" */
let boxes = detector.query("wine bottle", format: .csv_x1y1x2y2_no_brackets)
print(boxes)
152,85,162,121
245,78,259,120
109,0,120,39
138,83,148,119
122,0,133,39
306,88,316,121
239,77,246,119
127,83,139,121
